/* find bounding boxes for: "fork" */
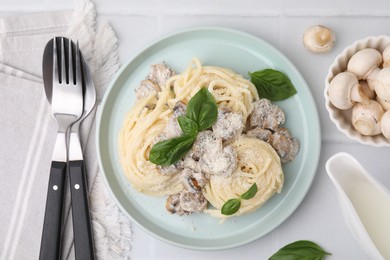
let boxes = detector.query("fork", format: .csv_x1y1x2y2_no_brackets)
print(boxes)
39,37,84,260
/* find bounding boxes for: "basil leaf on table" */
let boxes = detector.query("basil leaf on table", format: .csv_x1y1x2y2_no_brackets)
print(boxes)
186,87,218,131
149,134,197,166
269,240,331,260
249,69,297,101
221,199,241,215
240,183,258,200
177,115,198,135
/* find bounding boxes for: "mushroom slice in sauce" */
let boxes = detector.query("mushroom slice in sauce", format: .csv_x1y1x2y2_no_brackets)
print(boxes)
200,145,237,178
180,168,207,192
179,191,208,213
147,62,175,87
191,130,223,160
212,109,244,141
248,98,285,131
246,127,272,142
270,127,300,163
166,194,186,215
135,80,160,101
162,102,187,139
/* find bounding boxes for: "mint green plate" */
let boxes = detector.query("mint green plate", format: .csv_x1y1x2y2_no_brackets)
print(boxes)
96,27,321,250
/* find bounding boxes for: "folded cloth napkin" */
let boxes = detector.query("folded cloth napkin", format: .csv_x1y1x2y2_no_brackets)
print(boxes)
0,1,132,259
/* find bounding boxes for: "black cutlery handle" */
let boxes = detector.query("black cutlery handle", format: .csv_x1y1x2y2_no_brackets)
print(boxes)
69,160,95,260
39,161,67,260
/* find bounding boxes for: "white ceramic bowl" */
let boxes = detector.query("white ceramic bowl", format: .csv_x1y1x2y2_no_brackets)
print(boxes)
324,35,390,146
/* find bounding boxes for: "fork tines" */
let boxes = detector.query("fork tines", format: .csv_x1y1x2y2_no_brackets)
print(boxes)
53,37,82,86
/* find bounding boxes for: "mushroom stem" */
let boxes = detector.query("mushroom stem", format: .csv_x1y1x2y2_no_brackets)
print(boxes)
351,84,369,104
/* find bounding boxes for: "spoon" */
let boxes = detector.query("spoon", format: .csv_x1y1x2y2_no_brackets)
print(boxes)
43,38,96,259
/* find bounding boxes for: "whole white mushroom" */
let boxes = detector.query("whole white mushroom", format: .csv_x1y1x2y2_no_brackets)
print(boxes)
374,67,390,103
347,48,382,90
352,100,384,136
380,110,390,140
303,25,335,53
383,44,390,67
328,71,368,109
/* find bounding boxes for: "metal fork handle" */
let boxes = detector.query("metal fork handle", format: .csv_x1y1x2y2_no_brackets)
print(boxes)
69,132,95,260
39,132,67,260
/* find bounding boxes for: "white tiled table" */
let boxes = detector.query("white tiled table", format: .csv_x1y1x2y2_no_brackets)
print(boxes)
2,0,390,259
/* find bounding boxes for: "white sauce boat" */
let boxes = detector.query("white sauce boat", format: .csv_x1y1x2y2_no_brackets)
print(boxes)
326,152,390,260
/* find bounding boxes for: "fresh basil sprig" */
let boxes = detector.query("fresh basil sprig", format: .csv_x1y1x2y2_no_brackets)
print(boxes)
221,183,258,215
249,69,297,101
185,87,218,131
269,240,331,260
149,88,217,166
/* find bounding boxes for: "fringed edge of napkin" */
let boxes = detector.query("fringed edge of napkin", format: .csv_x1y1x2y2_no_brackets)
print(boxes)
64,0,132,259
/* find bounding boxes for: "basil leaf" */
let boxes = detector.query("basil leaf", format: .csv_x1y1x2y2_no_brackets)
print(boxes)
269,240,331,260
149,134,196,166
186,87,218,131
221,198,241,216
177,115,198,135
240,183,258,200
249,69,297,101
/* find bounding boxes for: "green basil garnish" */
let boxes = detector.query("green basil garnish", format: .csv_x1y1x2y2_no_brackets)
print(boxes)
149,134,197,166
149,88,218,166
249,69,297,101
221,199,241,216
240,183,258,200
269,240,331,260
221,183,258,216
186,87,218,131
177,115,198,135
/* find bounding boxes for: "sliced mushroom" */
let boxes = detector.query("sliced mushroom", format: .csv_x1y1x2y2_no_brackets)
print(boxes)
347,48,382,90
147,62,175,87
180,168,207,192
248,99,285,131
162,102,187,139
269,128,300,163
328,72,369,110
199,145,237,178
179,191,208,213
381,110,390,140
135,80,160,100
246,127,272,142
303,25,335,53
191,130,223,160
166,194,186,215
352,100,384,136
212,109,244,141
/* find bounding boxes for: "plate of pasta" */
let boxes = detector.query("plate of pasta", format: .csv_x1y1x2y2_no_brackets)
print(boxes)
96,27,321,250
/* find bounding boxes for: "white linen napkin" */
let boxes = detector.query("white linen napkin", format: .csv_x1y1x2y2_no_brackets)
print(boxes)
0,1,132,259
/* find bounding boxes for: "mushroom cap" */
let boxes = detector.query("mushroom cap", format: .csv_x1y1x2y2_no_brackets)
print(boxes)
381,110,390,140
303,25,335,53
376,96,390,110
328,71,360,109
352,100,383,136
347,48,382,80
383,44,390,67
375,67,390,101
